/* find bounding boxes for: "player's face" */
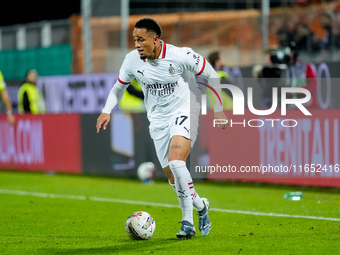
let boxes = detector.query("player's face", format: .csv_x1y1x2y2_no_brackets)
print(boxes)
132,28,159,60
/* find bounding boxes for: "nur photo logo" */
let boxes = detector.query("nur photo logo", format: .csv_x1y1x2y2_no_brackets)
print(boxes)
198,80,312,128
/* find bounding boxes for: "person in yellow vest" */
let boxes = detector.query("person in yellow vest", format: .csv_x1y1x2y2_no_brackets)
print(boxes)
0,70,15,124
119,79,145,113
207,51,233,110
17,69,46,114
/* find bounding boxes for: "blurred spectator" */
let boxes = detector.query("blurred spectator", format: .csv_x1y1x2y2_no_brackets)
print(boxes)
331,3,340,49
294,23,309,50
275,9,340,53
286,41,318,108
208,51,226,72
277,16,298,48
277,28,294,48
0,70,15,124
318,12,333,50
333,18,340,49
207,51,233,110
17,69,46,114
293,23,320,52
252,46,288,107
253,42,318,108
119,79,145,113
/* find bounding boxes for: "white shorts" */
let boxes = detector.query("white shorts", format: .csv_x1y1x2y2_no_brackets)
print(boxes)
150,109,199,168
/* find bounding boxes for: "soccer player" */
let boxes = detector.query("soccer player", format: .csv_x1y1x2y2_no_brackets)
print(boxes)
96,18,228,239
0,70,15,125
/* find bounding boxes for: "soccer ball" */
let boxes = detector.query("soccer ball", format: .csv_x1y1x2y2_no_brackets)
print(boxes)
125,211,156,240
137,162,156,184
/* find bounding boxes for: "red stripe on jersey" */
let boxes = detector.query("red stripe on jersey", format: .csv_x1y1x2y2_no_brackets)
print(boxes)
196,57,206,75
118,77,131,85
189,186,194,189
188,182,193,185
162,43,166,58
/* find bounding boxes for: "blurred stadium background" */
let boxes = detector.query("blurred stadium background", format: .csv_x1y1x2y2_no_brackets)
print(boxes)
1,0,340,186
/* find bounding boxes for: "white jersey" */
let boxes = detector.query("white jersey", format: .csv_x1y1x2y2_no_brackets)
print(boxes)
117,42,207,129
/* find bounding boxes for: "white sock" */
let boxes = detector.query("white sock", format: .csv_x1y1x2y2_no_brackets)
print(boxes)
169,160,197,224
188,182,205,212
169,181,204,212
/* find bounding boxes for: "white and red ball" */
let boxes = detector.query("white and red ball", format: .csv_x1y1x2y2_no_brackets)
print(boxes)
125,211,156,240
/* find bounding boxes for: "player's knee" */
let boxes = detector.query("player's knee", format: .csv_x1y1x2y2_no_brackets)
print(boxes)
168,151,187,162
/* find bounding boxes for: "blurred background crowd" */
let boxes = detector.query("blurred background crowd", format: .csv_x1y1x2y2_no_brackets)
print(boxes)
0,0,339,78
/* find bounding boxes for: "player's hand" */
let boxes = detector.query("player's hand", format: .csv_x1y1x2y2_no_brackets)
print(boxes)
214,111,229,129
7,114,15,125
96,113,111,133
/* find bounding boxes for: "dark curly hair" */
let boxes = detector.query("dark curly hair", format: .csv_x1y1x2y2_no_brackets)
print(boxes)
135,18,162,37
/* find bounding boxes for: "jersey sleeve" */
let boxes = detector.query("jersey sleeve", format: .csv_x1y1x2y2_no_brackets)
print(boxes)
180,47,206,76
117,55,135,85
180,48,223,112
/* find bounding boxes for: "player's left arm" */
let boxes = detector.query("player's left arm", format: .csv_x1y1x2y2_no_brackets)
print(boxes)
203,62,229,129
181,48,229,129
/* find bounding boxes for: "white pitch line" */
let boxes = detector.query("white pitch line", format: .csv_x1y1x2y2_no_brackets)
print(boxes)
1,189,340,222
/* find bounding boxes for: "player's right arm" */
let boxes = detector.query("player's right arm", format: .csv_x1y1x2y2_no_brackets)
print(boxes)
96,56,134,133
96,81,128,133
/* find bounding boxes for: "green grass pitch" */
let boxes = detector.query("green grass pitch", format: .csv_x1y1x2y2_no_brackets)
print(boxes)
0,171,339,255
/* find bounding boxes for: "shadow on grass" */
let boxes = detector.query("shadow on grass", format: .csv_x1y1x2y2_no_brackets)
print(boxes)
36,237,197,255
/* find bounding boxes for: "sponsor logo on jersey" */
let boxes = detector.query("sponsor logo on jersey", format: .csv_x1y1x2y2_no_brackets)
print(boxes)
143,81,179,97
